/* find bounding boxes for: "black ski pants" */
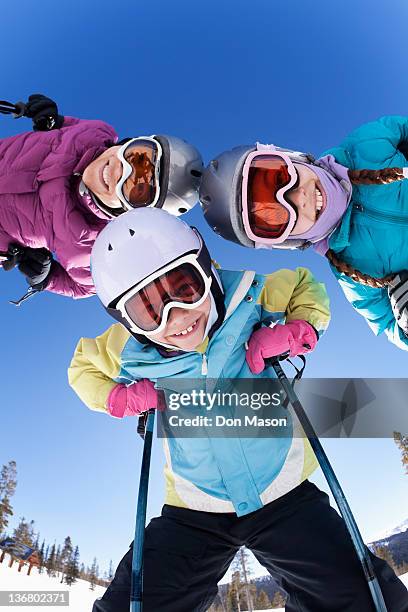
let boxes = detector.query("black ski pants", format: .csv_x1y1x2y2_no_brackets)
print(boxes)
92,481,408,612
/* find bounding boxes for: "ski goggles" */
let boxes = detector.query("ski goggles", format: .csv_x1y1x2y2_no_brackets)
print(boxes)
115,254,212,336
241,144,299,244
115,137,162,209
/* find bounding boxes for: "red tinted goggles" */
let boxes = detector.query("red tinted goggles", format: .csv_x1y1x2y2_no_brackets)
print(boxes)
116,255,212,335
241,145,298,244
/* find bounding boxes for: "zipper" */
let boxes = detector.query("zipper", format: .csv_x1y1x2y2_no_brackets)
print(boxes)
201,353,208,375
353,202,408,225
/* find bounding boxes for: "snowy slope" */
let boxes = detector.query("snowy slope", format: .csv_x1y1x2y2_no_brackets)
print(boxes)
1,554,407,611
0,553,105,611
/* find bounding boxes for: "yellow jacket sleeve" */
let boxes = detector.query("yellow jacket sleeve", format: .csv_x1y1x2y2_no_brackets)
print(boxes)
259,267,330,334
68,323,131,414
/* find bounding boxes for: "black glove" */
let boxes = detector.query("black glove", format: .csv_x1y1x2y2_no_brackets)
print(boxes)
24,94,64,131
3,243,54,291
388,271,408,335
1,244,24,271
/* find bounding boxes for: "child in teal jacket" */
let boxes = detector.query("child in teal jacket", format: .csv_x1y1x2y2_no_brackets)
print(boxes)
199,116,408,351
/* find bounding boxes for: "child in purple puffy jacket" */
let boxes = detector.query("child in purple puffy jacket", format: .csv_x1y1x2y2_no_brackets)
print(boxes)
0,95,203,299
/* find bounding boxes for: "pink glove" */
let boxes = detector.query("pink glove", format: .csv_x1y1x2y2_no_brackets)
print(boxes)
246,320,318,374
107,379,159,419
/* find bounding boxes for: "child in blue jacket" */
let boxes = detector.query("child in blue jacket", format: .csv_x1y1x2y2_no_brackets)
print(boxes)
69,208,407,611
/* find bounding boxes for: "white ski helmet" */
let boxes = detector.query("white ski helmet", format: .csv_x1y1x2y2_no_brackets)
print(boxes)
91,208,225,342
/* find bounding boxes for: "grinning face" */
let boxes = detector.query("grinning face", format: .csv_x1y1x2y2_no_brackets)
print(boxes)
82,145,124,208
286,163,326,235
149,295,211,351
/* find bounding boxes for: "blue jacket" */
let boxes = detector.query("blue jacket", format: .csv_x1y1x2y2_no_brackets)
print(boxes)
69,267,330,516
325,116,408,350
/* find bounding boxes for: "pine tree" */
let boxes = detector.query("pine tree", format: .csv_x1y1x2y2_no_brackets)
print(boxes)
231,547,255,611
46,543,57,577
33,532,40,552
79,562,86,580
394,432,408,474
371,543,397,572
89,557,99,590
208,604,224,612
55,545,62,577
255,589,272,609
396,561,408,576
208,593,226,612
0,498,13,537
12,517,35,554
0,461,17,535
217,586,228,612
65,546,80,586
226,571,242,611
59,537,73,582
271,589,287,608
38,540,46,574
107,559,114,582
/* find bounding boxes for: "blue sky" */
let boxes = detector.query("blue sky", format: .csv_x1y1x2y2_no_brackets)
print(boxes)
1,0,407,578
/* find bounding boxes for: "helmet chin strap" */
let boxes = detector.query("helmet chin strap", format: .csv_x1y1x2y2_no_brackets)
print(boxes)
79,179,126,219
203,293,218,338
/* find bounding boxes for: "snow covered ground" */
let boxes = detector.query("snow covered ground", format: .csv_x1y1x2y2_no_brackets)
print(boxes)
0,553,407,611
0,553,104,611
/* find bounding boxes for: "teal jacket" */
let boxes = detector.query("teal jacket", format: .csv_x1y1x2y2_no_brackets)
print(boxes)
325,116,408,350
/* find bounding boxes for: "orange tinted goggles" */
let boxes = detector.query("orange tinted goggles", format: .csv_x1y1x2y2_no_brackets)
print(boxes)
116,138,161,208
242,154,298,242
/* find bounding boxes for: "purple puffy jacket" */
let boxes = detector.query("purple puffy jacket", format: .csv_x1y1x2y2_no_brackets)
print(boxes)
0,116,118,298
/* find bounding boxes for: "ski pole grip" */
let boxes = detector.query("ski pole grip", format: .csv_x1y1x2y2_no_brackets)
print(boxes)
265,352,290,366
136,408,156,440
137,413,148,439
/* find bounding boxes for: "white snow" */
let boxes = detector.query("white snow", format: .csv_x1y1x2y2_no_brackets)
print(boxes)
0,553,105,611
0,553,407,611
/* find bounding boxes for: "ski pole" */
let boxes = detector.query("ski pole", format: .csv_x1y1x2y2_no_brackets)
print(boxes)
130,409,155,612
0,100,26,118
268,357,388,612
9,287,41,306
